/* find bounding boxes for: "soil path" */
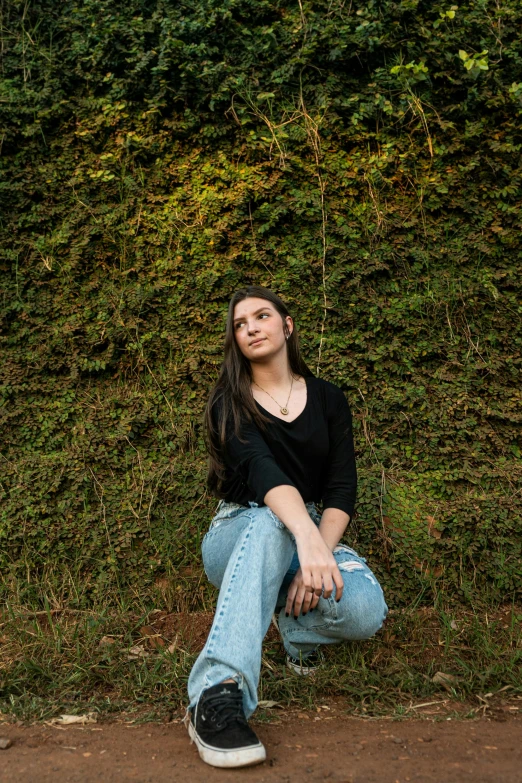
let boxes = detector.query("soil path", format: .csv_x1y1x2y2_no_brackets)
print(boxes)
0,712,520,783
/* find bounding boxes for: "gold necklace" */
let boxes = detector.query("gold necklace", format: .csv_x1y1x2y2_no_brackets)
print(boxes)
253,375,294,415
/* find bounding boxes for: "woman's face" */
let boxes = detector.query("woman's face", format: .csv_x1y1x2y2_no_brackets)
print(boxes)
233,297,292,361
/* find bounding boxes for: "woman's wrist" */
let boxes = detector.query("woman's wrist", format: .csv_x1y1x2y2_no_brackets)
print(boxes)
318,507,350,550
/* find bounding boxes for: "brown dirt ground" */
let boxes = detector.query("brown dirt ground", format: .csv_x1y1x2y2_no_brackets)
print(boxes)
0,711,520,783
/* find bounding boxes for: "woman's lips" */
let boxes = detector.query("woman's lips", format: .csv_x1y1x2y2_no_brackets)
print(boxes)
250,338,265,346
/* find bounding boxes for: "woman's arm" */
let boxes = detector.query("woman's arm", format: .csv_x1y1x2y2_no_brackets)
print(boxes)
321,385,357,521
215,399,300,506
263,484,318,538
265,484,344,616
264,486,350,550
283,386,356,617
318,507,350,550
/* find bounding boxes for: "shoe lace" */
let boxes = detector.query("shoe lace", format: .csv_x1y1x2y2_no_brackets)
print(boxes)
289,649,321,665
202,690,247,730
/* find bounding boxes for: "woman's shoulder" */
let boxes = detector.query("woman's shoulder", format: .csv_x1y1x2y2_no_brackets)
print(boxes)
308,375,345,398
308,376,350,414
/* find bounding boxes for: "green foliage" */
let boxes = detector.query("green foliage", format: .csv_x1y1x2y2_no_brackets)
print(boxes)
0,0,521,609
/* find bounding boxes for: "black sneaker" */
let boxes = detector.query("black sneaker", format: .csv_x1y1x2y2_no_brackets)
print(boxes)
183,681,266,768
286,648,323,676
272,612,323,676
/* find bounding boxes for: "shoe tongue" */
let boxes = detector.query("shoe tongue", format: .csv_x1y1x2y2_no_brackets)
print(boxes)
206,681,240,697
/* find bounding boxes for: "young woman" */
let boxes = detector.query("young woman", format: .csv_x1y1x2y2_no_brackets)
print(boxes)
183,285,388,768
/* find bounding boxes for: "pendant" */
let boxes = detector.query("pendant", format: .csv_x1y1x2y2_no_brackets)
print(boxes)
280,407,289,415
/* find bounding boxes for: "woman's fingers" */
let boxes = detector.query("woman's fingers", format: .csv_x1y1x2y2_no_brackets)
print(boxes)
285,580,299,617
333,564,344,602
285,562,345,617
286,572,313,617
318,565,344,601
293,570,314,616
285,578,308,617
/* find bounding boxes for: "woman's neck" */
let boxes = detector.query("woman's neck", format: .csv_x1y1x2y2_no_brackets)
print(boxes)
251,365,295,390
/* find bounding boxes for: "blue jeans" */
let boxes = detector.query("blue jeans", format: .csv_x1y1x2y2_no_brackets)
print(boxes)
186,500,388,719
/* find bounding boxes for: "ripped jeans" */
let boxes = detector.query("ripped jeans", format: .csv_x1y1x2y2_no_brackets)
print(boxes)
186,500,388,720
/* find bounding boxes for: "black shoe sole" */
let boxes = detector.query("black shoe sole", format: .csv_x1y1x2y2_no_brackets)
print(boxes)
185,716,266,768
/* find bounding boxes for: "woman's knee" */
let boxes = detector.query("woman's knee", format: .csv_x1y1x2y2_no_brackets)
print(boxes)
337,585,388,640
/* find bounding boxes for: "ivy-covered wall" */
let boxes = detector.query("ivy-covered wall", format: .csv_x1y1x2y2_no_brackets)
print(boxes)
1,0,521,608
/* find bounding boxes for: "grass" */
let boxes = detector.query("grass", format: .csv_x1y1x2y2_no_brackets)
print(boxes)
0,587,520,725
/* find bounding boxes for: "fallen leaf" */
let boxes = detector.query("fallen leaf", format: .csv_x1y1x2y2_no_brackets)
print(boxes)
411,701,445,710
258,700,282,709
83,752,92,758
148,636,166,650
127,644,150,659
167,637,179,654
98,636,117,647
432,672,460,691
51,714,97,726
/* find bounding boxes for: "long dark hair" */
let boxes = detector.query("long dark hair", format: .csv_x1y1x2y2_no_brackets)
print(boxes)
205,285,315,498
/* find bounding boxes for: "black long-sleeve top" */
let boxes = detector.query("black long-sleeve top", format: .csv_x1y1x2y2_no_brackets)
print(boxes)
212,376,357,519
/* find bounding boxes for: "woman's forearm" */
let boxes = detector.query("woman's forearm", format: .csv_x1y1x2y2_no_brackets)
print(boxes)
263,486,350,550
318,507,350,550
263,485,317,536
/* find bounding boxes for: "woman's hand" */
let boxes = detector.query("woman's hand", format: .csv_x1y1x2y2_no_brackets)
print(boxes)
286,529,344,618
285,567,319,617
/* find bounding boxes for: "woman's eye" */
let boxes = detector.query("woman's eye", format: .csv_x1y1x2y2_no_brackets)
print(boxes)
235,313,269,329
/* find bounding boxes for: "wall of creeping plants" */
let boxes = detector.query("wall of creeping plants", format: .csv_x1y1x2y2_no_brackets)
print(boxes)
1,0,520,609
